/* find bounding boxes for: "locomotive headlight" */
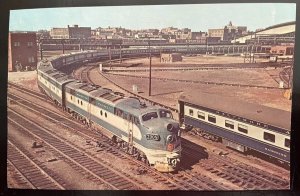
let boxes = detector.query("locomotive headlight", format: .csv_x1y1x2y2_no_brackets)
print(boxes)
167,124,174,132
171,159,177,167
166,135,174,143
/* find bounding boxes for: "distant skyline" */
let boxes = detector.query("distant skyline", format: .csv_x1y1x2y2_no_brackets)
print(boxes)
9,3,296,32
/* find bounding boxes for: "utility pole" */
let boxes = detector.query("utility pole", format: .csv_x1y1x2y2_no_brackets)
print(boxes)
62,39,65,54
148,40,152,96
39,40,43,60
119,43,122,63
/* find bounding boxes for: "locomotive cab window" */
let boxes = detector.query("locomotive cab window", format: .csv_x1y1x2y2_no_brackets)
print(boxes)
159,110,172,118
134,117,140,125
238,124,248,134
189,109,194,116
225,120,234,129
285,138,290,148
208,115,216,123
264,132,275,143
142,112,158,121
197,111,205,120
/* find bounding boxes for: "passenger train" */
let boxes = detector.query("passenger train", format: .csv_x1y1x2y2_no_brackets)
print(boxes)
37,48,290,169
178,92,290,164
37,50,182,172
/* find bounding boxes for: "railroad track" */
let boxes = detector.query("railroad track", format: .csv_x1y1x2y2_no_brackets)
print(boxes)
103,72,286,90
74,64,289,189
103,62,285,73
8,87,230,190
188,129,290,175
8,82,48,101
8,108,144,190
182,139,289,190
7,140,65,189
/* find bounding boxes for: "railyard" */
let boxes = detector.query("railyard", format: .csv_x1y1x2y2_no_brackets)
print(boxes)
8,52,291,190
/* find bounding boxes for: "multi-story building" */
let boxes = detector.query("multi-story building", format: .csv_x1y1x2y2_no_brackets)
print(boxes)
50,25,91,39
8,32,38,71
68,25,91,39
208,21,247,41
36,30,51,40
93,27,132,39
50,27,69,39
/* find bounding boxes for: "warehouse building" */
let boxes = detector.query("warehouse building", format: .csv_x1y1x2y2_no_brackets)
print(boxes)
8,32,38,71
50,25,91,39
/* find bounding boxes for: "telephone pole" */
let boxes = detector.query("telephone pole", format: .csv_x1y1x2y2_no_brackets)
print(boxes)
148,40,152,96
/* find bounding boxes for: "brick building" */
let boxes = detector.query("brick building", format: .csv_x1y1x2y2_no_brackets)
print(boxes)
50,25,91,39
8,32,38,71
161,53,182,62
208,21,247,41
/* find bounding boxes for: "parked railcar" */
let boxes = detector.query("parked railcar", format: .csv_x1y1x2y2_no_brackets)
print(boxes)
178,92,290,164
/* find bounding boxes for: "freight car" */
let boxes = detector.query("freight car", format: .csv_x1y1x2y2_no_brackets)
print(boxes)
178,92,290,164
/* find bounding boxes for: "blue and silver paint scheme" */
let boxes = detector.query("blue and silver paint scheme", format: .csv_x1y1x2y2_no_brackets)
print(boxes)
63,81,181,172
179,93,290,163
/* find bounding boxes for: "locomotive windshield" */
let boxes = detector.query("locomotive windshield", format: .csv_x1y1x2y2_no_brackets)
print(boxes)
159,110,173,118
142,112,158,121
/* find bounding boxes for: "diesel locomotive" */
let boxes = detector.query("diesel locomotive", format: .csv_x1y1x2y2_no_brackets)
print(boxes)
37,50,182,172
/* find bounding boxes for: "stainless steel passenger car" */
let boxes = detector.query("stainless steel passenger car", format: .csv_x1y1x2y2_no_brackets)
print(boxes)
178,92,291,163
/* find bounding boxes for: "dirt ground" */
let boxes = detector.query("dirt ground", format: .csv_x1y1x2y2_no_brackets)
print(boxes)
101,56,292,112
7,55,292,113
8,71,39,91
118,55,268,67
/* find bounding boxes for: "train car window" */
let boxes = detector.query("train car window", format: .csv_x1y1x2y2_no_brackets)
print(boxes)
105,112,107,118
189,109,194,116
264,132,275,143
142,112,158,121
71,96,73,100
225,120,234,129
134,117,140,125
238,124,248,134
116,109,123,117
77,100,79,104
208,115,216,123
285,138,290,148
128,115,132,121
197,111,205,120
123,113,127,120
81,101,83,105
100,110,103,116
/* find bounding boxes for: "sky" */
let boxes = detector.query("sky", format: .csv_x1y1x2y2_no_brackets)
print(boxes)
9,3,296,32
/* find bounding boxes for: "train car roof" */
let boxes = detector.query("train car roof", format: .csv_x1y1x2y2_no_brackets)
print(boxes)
65,81,125,105
179,92,291,130
115,97,162,117
47,71,74,84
